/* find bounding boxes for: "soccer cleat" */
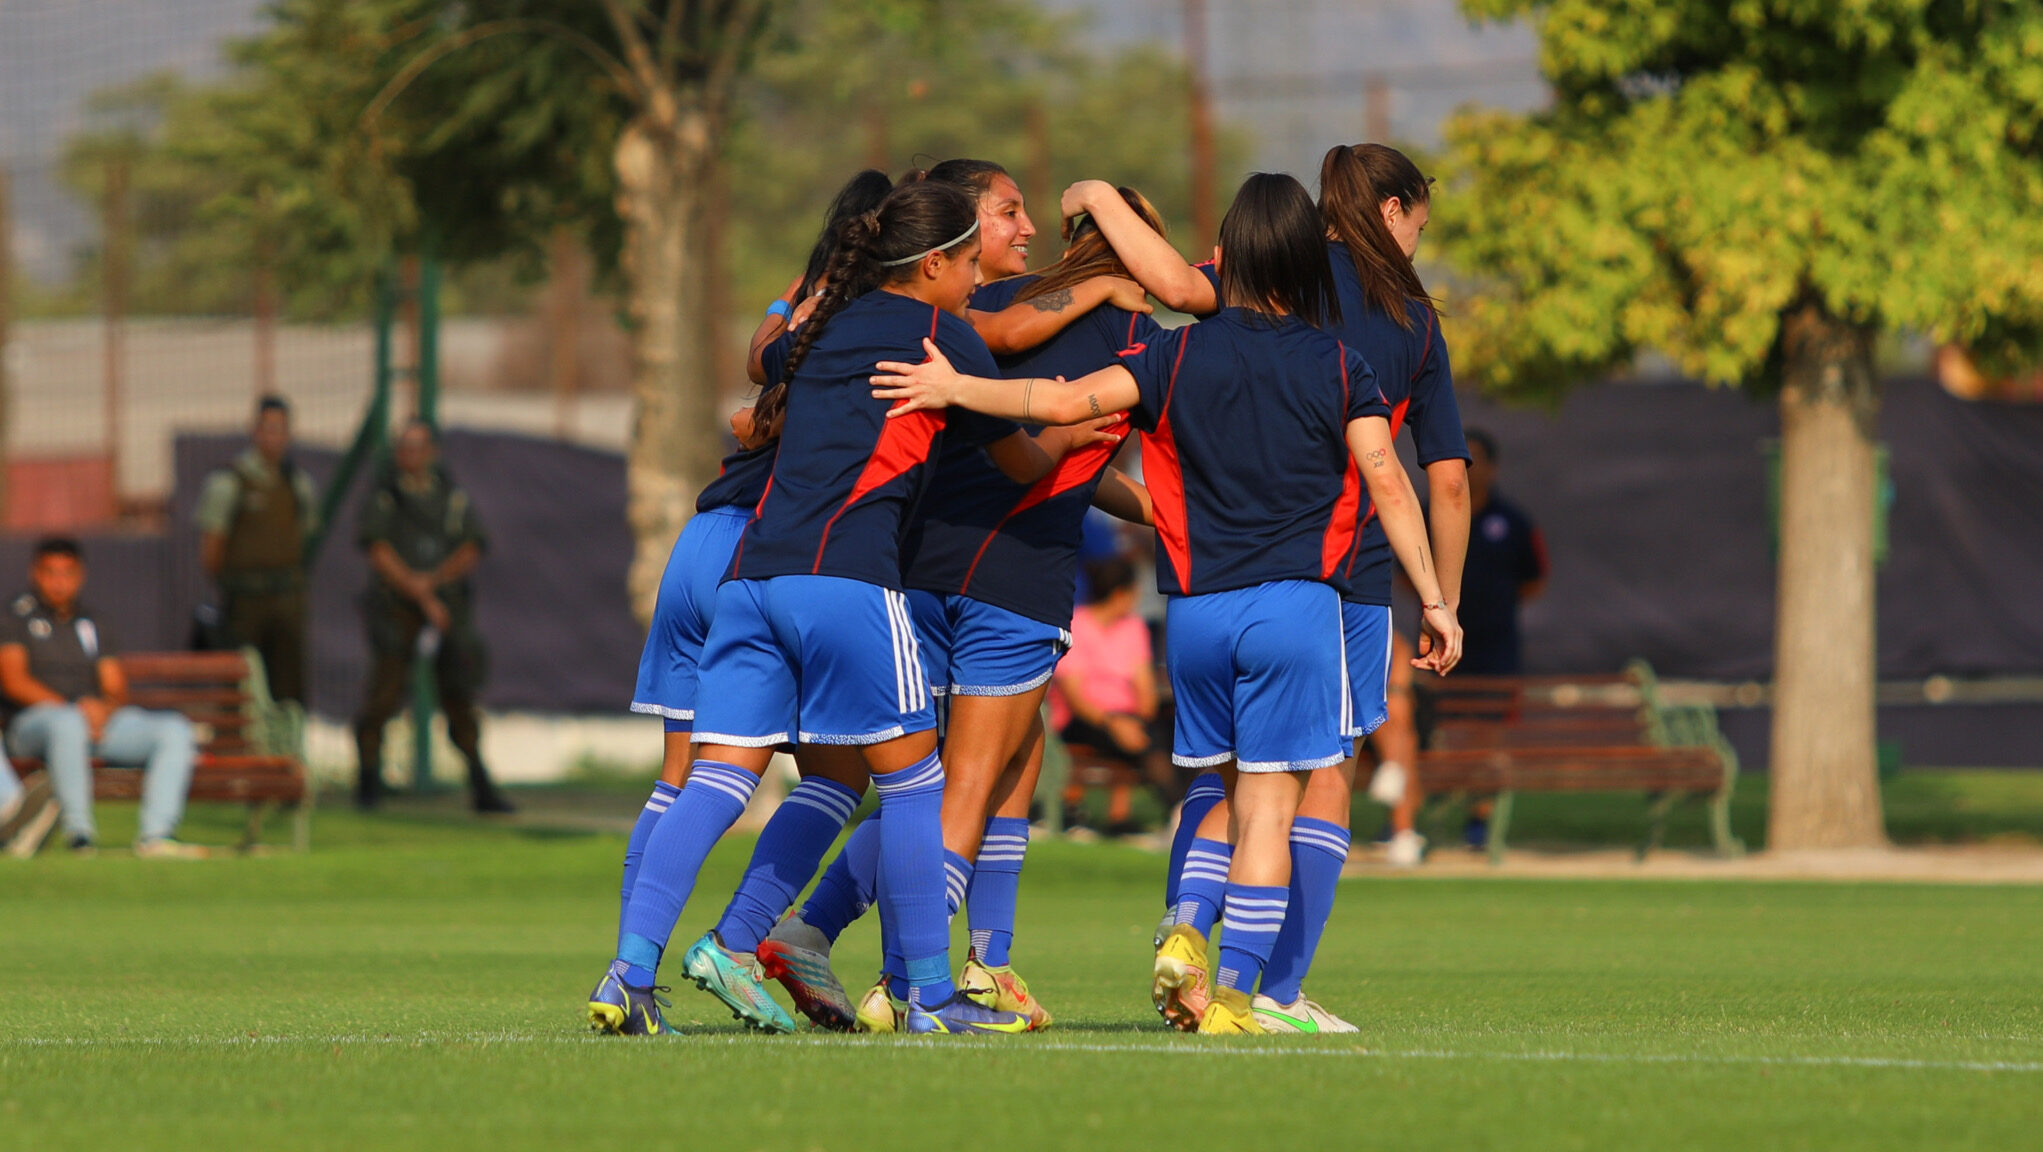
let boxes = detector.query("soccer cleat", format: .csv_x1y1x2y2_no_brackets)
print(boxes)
1198,986,1265,1035
680,931,798,1034
1152,923,1211,1033
960,957,1054,1030
1251,993,1360,1035
854,978,905,1034
1385,829,1426,867
902,991,1032,1035
1152,908,1175,953
588,964,672,1037
133,838,210,860
757,936,855,1032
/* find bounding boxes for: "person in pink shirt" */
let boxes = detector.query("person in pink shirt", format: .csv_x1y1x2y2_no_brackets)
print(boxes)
1052,558,1174,824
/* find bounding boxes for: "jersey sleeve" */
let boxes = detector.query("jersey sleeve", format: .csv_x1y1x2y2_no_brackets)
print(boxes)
969,276,1032,313
1406,310,1470,465
88,615,118,660
950,409,1022,447
193,470,240,535
758,331,795,388
1191,262,1222,318
1341,342,1391,424
1115,326,1185,433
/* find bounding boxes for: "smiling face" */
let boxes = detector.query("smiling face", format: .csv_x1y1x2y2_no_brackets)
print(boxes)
973,174,1035,279
1382,196,1430,260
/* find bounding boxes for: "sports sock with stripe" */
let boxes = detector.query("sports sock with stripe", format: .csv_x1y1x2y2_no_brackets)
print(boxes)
617,780,679,951
714,775,864,953
944,850,973,920
1258,817,1352,1004
616,761,760,985
967,816,1029,966
1214,882,1288,992
871,752,955,1005
1166,773,1227,908
798,811,881,943
1173,837,1233,936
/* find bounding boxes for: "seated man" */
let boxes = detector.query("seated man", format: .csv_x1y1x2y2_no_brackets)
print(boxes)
0,537,204,857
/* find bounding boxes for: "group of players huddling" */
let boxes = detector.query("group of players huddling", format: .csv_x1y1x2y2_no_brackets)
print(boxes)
588,144,1470,1038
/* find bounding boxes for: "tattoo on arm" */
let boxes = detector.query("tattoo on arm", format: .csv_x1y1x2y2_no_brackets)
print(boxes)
1365,448,1389,468
1087,394,1102,418
1025,287,1075,313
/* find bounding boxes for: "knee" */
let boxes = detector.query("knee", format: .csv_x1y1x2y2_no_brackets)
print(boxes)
46,706,91,743
158,713,197,753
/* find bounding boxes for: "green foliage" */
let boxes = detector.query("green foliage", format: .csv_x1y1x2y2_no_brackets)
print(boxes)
1434,0,2043,399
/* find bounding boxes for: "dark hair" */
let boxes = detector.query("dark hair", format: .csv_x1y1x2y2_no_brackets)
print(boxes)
1465,428,1498,463
1014,187,1164,307
924,158,1010,199
33,536,82,562
256,394,290,419
1319,143,1435,331
1216,173,1340,330
777,180,982,390
1082,557,1136,604
755,169,896,437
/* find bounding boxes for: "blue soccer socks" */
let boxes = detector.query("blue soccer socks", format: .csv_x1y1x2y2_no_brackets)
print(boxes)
1259,817,1351,1004
800,812,882,943
1174,837,1233,936
870,753,955,1005
1215,883,1288,993
616,760,760,986
968,816,1029,967
944,850,974,920
715,775,864,954
1166,774,1227,908
617,780,680,950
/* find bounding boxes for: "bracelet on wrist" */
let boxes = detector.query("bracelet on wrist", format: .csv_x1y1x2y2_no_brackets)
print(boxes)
1421,599,1449,613
765,299,793,320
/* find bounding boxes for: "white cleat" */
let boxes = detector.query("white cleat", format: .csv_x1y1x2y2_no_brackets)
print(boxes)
1251,993,1361,1035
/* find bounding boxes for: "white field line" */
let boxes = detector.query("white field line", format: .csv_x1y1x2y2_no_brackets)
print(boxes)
6,1032,2042,1073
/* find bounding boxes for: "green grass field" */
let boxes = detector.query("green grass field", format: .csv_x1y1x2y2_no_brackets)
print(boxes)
6,792,2043,1151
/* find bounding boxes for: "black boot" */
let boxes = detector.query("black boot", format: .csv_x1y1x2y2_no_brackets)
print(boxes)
467,759,515,814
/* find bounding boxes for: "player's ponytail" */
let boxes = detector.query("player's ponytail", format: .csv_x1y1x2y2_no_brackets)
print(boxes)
776,180,980,392
1318,143,1435,330
755,169,896,438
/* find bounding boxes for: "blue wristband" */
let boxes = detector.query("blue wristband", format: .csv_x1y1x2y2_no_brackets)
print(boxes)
765,299,793,320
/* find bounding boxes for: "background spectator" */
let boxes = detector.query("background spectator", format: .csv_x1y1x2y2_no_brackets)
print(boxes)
353,422,512,814
194,395,318,703
0,538,203,857
1459,429,1548,675
1052,556,1176,828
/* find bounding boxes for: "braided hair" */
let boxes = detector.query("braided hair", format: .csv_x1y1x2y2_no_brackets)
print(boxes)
754,168,895,437
775,180,981,394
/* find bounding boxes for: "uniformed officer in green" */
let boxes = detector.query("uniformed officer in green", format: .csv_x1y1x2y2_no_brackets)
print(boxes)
195,395,317,704
352,420,513,813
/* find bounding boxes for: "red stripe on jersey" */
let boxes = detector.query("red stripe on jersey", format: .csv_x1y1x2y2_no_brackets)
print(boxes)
812,306,950,573
1322,345,1362,579
1145,333,1194,592
1344,395,1410,581
956,414,1131,595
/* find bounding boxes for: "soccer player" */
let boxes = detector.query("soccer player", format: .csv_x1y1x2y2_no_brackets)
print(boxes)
598,170,893,1036
590,179,1106,1037
1064,142,1471,1032
760,183,1164,1033
870,172,1463,1034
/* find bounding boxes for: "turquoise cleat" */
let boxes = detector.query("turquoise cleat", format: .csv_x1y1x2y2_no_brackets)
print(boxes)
681,932,799,1034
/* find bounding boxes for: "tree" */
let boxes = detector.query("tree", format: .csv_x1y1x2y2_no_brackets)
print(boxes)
1432,1,2043,849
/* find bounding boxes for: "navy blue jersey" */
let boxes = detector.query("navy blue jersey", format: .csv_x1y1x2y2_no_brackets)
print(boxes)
1459,493,1547,674
1324,242,1468,605
697,443,778,514
728,291,1015,590
1121,309,1388,597
902,275,1164,626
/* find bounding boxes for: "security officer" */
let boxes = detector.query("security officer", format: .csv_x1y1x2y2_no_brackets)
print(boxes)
352,420,513,814
195,395,317,703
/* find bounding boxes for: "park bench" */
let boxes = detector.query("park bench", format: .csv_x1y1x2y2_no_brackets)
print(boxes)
1413,660,1742,864
9,649,312,852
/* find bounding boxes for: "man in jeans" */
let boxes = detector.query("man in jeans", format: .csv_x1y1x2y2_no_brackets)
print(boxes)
0,537,204,857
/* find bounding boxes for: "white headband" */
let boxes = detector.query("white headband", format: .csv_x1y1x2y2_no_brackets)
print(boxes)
878,220,981,267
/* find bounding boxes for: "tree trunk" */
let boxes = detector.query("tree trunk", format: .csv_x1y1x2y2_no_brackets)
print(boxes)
613,105,726,626
1768,303,1885,850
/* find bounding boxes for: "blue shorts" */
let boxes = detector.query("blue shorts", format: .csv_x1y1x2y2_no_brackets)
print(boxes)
1165,580,1349,774
1343,602,1393,741
692,575,936,747
630,506,751,722
907,591,1070,698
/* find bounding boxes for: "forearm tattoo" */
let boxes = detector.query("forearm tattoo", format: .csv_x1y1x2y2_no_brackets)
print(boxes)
1026,287,1075,313
1087,393,1102,418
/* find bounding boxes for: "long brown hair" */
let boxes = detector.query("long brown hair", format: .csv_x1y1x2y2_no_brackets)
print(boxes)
1318,143,1434,330
1218,173,1340,330
1012,186,1166,307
